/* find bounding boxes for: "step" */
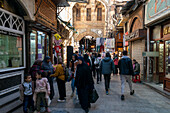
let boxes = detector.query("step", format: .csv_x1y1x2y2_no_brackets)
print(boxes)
143,82,170,99
0,99,22,113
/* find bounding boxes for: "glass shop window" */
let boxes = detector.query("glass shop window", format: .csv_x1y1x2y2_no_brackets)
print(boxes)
0,34,23,69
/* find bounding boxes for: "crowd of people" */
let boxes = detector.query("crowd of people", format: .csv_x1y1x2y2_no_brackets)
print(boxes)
19,50,140,113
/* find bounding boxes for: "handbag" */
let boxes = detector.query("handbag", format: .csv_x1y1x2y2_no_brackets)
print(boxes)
89,89,99,103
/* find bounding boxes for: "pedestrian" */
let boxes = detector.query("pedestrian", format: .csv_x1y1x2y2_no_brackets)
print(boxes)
50,57,66,102
92,53,97,78
113,54,119,75
19,74,34,113
132,59,140,75
41,56,54,100
118,51,135,100
34,71,50,113
100,52,115,95
75,51,79,57
95,53,102,84
69,54,78,97
75,56,94,113
84,54,92,67
29,59,43,89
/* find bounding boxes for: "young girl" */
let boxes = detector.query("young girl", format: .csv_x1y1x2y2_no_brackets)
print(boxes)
34,71,50,113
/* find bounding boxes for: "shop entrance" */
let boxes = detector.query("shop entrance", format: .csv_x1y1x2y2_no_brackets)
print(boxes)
79,36,96,53
150,41,165,83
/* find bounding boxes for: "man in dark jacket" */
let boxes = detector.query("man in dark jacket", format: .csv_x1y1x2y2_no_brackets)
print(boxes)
100,52,115,95
118,51,134,100
75,56,94,113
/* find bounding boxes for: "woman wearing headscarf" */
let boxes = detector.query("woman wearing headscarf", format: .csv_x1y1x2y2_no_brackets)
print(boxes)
75,56,94,113
69,54,78,97
29,59,43,82
51,57,66,102
84,54,92,68
41,56,54,100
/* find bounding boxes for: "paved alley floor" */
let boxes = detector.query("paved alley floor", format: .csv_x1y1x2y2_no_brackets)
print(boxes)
13,75,170,113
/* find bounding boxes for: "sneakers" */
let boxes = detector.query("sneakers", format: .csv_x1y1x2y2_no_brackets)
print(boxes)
106,91,109,95
57,99,65,102
76,95,79,100
130,90,135,95
71,92,74,97
45,108,51,113
121,95,125,100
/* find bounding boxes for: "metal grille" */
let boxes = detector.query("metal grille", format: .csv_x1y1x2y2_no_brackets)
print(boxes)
0,8,24,33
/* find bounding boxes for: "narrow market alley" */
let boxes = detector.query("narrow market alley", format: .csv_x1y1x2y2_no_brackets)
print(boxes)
13,75,170,113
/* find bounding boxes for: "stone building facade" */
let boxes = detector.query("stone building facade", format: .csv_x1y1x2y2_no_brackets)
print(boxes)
72,0,108,41
121,1,147,80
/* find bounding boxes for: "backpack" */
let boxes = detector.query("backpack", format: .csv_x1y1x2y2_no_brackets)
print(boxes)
94,58,100,67
63,66,72,82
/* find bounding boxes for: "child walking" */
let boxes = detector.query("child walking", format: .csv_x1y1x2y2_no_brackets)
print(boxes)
19,74,34,113
34,71,51,113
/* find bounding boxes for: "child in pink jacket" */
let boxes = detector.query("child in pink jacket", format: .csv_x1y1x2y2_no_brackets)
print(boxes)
34,71,50,113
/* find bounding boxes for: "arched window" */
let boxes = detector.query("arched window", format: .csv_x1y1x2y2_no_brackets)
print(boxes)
97,8,102,21
130,17,138,33
76,8,81,21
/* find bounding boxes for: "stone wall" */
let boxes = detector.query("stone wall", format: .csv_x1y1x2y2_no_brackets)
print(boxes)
73,0,107,41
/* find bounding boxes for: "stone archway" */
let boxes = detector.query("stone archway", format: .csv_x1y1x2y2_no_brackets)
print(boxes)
76,31,100,41
18,0,35,21
129,15,143,33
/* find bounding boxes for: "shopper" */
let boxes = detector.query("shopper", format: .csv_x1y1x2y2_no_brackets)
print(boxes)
29,59,43,89
84,54,92,68
92,53,97,78
133,59,140,75
51,58,66,102
19,74,34,113
100,52,115,95
95,53,102,84
75,56,94,113
69,54,78,97
118,51,134,100
34,71,50,113
113,55,119,75
41,56,54,100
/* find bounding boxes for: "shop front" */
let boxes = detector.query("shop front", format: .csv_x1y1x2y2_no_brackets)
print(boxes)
0,1,28,97
27,0,57,69
125,29,146,79
145,0,170,87
163,25,170,92
29,30,50,66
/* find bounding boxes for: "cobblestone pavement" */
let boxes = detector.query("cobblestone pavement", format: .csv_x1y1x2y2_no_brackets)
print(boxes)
13,75,170,113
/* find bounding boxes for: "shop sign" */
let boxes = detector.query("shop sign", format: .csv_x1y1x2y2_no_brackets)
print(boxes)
142,52,159,57
125,41,128,46
0,30,21,37
125,30,139,40
125,29,146,41
145,0,170,25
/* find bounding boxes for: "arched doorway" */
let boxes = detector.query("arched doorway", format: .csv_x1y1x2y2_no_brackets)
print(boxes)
79,36,96,53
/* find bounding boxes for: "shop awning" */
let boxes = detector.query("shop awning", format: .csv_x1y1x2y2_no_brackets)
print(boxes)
52,0,70,7
57,16,77,33
68,0,88,3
